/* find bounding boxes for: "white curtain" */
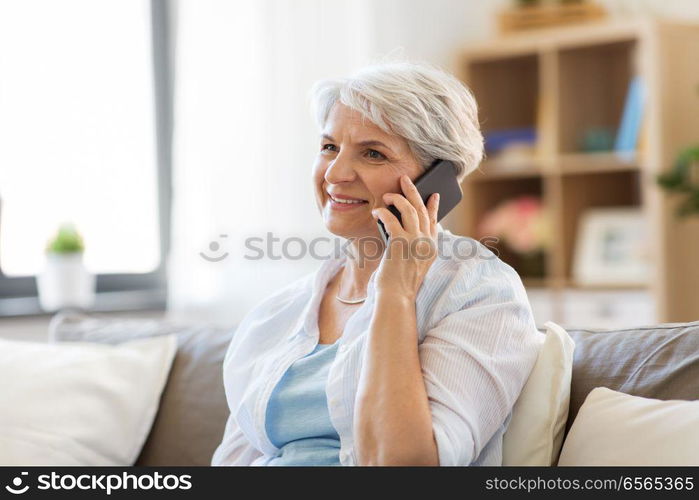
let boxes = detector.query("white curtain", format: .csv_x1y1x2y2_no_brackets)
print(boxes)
167,0,505,326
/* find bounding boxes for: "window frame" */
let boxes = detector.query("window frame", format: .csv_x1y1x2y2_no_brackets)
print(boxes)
0,0,173,315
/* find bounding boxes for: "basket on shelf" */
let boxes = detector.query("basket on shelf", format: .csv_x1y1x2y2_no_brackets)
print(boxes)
498,1,607,35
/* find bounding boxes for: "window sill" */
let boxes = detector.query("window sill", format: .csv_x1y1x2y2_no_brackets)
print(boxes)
0,289,166,318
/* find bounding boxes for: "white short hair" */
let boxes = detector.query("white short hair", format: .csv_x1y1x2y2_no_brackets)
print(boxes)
308,61,484,181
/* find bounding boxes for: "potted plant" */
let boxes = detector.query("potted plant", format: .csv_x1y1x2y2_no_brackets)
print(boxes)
657,145,699,217
36,223,95,311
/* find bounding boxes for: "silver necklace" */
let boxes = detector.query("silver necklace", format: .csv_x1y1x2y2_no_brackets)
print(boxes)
335,268,366,304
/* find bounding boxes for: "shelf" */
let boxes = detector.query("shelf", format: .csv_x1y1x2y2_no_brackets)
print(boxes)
558,39,635,154
559,151,640,175
458,19,699,323
469,177,543,222
471,151,640,180
469,158,544,181
564,279,650,291
460,20,644,61
467,55,539,133
560,170,642,282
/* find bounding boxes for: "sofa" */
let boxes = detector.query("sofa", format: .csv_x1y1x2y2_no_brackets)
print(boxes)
46,313,699,466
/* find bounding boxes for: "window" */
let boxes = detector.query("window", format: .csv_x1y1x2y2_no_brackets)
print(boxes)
0,0,171,311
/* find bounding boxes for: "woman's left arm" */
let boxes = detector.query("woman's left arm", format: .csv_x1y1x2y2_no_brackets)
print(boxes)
354,175,440,466
355,291,439,465
354,176,542,466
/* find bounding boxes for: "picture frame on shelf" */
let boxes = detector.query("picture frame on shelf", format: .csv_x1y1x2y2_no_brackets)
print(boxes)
572,207,650,287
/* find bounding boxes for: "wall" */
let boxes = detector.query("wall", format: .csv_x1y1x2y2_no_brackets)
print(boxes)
167,0,699,326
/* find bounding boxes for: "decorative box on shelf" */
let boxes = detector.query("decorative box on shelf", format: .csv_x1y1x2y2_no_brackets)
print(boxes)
498,2,607,35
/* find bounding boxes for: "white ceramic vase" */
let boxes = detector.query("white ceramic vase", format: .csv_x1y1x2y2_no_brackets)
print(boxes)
36,252,95,311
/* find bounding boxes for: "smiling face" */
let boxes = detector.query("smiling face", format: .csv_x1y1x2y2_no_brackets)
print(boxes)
313,103,424,239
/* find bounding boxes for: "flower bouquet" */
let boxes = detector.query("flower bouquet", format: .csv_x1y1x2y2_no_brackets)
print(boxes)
477,196,550,277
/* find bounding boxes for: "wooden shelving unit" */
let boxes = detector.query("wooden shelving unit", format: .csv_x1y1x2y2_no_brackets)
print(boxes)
445,18,699,327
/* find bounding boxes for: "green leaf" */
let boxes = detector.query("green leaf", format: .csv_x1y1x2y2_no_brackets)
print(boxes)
657,145,699,217
46,224,85,254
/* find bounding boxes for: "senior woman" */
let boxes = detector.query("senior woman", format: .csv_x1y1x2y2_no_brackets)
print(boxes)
212,61,543,466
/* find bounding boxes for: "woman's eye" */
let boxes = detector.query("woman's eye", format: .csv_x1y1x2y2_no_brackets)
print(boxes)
321,143,337,152
366,149,386,160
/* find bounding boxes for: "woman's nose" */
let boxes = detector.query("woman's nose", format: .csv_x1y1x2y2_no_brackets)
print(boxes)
324,154,357,184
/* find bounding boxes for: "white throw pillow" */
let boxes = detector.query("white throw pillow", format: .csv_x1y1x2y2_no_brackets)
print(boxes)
0,335,176,465
558,386,699,466
502,321,575,466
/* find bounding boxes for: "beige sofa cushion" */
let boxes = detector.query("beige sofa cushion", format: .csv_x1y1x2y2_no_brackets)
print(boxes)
50,312,234,466
559,386,699,466
0,335,176,465
503,321,575,466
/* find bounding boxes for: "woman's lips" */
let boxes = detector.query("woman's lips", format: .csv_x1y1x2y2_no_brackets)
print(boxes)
327,193,369,211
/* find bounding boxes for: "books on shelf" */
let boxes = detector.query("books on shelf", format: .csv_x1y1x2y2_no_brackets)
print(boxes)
614,75,645,154
484,127,537,154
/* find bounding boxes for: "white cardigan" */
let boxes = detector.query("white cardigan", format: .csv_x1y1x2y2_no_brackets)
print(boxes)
212,229,543,466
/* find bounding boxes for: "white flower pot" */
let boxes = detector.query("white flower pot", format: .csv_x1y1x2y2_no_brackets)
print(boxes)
36,253,95,312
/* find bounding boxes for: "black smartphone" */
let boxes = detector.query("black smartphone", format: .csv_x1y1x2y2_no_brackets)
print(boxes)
377,159,463,244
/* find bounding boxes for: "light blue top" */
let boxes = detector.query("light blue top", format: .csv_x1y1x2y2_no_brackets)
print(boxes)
264,342,341,466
